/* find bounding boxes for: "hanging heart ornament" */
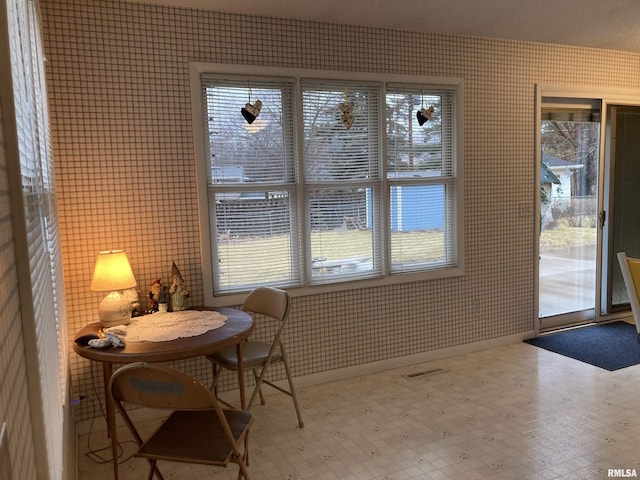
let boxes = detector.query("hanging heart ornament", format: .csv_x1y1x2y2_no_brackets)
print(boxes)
416,105,435,126
339,101,355,129
241,99,263,124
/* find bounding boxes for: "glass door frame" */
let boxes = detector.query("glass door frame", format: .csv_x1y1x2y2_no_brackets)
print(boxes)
534,85,640,335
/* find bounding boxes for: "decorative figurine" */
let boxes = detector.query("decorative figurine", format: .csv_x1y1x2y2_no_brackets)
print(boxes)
122,287,141,317
149,278,162,312
339,100,355,129
169,262,190,311
416,105,435,126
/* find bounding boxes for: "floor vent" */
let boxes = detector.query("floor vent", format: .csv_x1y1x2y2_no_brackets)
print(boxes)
402,368,447,379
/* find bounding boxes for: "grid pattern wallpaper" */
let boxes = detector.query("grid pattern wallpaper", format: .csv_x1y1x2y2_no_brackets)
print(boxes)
40,0,640,422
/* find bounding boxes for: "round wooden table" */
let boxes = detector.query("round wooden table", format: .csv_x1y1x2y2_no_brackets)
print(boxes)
73,307,253,480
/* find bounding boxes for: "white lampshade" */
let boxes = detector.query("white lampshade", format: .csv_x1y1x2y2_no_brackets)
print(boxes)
90,250,137,328
90,250,136,292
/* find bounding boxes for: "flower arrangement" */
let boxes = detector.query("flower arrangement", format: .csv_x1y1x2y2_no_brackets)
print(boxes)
158,285,168,304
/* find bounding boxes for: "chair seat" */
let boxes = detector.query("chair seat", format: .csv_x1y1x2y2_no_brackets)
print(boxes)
207,341,282,370
139,409,253,465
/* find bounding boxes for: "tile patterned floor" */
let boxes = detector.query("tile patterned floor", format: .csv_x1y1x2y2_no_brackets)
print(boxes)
77,341,640,479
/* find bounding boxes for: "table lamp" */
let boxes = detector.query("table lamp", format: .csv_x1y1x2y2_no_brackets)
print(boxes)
90,250,137,328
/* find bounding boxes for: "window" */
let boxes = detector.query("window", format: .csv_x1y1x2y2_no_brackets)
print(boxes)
194,66,463,302
201,76,299,293
386,85,458,273
302,80,382,283
3,0,68,477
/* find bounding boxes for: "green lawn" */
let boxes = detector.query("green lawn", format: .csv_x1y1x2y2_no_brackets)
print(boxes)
217,229,445,285
539,225,597,250
217,226,595,285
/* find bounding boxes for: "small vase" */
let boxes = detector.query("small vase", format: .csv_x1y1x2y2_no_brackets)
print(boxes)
158,303,168,313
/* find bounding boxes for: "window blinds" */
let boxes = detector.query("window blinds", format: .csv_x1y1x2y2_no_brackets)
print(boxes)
202,75,301,293
302,80,383,283
201,76,296,185
5,0,67,478
385,86,458,273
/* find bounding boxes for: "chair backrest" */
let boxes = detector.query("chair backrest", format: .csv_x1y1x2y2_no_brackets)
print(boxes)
110,362,222,411
617,252,640,325
243,286,290,323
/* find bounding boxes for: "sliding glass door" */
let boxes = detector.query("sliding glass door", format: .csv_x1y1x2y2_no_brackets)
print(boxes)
537,91,640,332
539,100,600,330
606,106,640,313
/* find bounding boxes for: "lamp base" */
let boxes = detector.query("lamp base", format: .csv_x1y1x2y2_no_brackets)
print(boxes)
98,291,132,328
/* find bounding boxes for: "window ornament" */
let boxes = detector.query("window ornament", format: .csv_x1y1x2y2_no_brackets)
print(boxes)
241,81,262,125
339,87,355,129
416,91,435,126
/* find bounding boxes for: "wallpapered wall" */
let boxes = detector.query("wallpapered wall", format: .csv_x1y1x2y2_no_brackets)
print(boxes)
40,0,640,422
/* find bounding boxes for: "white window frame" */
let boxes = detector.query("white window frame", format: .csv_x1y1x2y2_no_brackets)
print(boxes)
191,64,465,306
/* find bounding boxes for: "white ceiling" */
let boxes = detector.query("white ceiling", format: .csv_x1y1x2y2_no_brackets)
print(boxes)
133,0,640,53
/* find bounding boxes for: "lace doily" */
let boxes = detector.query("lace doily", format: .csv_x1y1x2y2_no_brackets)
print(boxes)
118,310,227,343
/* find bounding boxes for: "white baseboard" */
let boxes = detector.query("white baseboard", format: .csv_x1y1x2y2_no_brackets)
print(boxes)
75,330,532,436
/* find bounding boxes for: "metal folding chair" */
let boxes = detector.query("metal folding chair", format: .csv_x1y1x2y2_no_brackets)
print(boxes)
207,286,304,428
109,362,253,480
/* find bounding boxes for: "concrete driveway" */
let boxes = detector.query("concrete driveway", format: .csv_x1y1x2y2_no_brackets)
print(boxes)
539,244,596,318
